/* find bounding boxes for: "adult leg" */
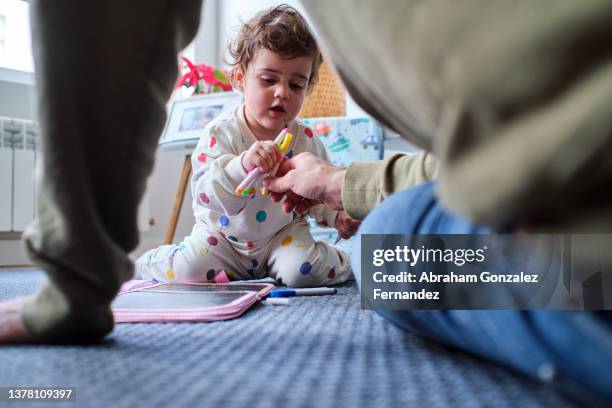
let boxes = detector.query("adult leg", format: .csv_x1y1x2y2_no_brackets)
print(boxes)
267,218,352,287
0,0,203,343
353,182,612,404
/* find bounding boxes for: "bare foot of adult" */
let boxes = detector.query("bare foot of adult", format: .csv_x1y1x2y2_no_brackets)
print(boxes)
0,297,36,344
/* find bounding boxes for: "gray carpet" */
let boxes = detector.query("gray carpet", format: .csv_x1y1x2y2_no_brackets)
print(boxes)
0,269,579,408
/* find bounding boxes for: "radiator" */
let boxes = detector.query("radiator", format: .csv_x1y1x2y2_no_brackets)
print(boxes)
0,117,37,232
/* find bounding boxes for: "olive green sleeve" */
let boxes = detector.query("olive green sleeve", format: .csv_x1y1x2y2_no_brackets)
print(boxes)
341,152,438,220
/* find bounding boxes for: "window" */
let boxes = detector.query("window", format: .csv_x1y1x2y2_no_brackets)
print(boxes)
0,0,33,75
0,16,6,50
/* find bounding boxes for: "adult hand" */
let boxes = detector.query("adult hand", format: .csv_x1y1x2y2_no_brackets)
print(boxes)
262,152,346,214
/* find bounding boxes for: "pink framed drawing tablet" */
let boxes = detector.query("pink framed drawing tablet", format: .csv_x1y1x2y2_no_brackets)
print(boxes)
112,280,274,323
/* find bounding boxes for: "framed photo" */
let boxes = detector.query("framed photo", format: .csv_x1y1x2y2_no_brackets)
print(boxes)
159,91,243,150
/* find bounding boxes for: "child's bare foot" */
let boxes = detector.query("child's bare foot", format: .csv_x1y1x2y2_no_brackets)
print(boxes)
0,297,36,344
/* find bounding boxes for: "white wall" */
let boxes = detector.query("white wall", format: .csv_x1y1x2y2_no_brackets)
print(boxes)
0,80,36,120
218,0,305,69
130,149,197,260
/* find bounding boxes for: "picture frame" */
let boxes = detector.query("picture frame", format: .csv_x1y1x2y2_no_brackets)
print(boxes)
159,91,243,150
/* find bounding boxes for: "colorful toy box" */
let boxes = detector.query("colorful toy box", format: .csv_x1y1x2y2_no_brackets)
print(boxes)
301,116,384,253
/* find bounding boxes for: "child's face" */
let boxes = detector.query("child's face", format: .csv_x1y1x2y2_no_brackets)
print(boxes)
237,48,312,139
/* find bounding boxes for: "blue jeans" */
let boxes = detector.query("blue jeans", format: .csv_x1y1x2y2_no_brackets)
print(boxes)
353,182,612,405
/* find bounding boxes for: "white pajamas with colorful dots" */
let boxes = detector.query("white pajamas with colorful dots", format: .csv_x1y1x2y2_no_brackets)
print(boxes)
135,105,352,286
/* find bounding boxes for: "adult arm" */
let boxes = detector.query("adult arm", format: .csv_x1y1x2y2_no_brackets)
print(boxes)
342,152,437,219
263,150,437,220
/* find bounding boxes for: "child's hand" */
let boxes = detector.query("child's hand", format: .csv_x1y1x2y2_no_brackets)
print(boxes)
335,211,361,239
242,141,283,174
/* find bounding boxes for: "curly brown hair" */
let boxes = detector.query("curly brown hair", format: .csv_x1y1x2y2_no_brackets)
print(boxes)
228,4,323,91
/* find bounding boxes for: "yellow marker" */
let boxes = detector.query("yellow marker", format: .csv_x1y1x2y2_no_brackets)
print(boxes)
279,133,293,153
261,132,294,196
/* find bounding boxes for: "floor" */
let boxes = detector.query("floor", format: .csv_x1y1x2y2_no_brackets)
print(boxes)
0,268,580,408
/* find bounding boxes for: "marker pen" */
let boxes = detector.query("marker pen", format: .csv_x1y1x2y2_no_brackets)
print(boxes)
260,132,294,196
269,287,337,298
235,128,288,195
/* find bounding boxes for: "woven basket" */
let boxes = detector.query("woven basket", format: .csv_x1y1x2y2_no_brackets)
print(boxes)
299,61,346,118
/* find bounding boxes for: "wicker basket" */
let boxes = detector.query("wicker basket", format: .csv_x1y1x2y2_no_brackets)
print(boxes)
299,61,346,118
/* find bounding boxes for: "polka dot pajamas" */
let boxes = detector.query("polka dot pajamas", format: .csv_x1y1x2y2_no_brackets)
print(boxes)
135,219,351,286
134,105,352,285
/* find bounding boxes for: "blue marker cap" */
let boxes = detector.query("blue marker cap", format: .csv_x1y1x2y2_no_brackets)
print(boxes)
269,289,296,298
268,287,336,297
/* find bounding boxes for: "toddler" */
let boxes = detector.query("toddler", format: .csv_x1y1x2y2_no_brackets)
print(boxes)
135,5,360,286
